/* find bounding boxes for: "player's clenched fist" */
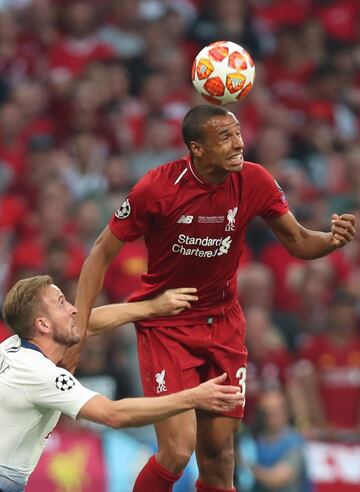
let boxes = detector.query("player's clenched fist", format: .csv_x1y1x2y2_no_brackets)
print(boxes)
188,373,244,413
331,213,356,247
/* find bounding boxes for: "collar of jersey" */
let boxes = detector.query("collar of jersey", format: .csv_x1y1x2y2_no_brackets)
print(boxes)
21,339,43,354
187,156,228,190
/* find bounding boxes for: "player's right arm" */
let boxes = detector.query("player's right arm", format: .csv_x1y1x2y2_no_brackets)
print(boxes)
62,227,124,373
264,211,356,259
88,288,198,336
78,373,243,428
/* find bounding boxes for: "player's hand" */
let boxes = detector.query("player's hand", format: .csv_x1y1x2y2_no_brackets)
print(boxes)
189,373,244,412
150,288,198,317
331,213,356,247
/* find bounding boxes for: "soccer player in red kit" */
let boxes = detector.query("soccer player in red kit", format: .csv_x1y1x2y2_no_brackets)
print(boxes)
68,105,356,492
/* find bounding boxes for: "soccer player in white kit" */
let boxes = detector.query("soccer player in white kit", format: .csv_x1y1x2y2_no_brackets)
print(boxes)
0,275,243,491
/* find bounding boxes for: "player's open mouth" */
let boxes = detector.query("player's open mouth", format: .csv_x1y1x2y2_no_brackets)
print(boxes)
227,154,243,165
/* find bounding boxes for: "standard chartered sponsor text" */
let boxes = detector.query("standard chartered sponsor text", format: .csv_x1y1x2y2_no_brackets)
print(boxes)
172,234,232,257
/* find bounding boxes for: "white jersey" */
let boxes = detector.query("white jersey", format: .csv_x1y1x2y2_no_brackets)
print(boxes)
0,335,97,490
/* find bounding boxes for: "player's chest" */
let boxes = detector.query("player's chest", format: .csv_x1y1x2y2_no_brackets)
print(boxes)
161,185,246,234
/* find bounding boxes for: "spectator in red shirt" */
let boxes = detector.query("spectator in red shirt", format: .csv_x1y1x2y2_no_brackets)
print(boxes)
292,290,360,440
244,307,294,426
48,1,114,94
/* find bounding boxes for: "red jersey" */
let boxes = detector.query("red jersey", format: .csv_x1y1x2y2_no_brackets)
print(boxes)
298,334,360,429
109,156,288,325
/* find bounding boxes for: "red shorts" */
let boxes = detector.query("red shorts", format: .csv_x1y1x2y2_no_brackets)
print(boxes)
136,302,247,419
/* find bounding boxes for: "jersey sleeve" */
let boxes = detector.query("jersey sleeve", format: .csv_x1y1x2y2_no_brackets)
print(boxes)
24,364,97,419
108,172,161,242
250,164,289,219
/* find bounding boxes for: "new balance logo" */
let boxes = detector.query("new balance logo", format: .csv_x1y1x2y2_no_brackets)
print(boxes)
177,215,193,224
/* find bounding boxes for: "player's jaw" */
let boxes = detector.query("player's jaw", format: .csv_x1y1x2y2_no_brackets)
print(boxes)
53,320,81,347
51,309,81,347
224,151,244,172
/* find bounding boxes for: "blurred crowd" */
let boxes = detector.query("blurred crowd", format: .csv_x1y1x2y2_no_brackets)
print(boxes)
0,0,360,490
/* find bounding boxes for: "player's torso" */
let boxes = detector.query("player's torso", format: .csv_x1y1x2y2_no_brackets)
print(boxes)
149,175,244,264
140,162,252,312
0,338,60,473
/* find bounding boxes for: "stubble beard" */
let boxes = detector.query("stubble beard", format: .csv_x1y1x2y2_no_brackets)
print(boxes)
53,328,81,348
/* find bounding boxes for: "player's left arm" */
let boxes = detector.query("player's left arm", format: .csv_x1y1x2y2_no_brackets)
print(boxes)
264,211,356,260
88,288,198,336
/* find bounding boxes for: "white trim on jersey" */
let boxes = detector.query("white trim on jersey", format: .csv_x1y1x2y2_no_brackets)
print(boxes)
0,335,97,485
174,167,188,185
188,159,205,184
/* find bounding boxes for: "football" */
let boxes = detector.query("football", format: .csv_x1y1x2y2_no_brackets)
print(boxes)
191,41,255,106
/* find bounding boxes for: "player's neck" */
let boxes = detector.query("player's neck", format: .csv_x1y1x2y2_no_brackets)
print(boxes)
28,336,66,364
191,158,228,185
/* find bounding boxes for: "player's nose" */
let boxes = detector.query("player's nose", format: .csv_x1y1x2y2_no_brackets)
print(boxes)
233,133,244,149
68,302,77,315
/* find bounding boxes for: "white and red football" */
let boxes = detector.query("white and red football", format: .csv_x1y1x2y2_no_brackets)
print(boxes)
191,41,255,105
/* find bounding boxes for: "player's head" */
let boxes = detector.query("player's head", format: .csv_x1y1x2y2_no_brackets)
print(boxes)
182,105,244,176
2,275,80,347
258,389,289,434
182,105,230,149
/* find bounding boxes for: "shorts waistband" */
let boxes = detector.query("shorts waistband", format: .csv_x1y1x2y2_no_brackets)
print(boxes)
136,300,242,328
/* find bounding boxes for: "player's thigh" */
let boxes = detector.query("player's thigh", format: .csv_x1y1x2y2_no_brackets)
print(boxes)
155,409,197,456
204,307,248,418
136,327,203,396
196,411,240,458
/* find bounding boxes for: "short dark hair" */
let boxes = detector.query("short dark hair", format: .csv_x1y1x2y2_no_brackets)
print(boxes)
182,105,230,149
2,275,53,339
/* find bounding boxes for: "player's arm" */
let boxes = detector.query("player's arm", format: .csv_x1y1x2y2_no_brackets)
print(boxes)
264,211,356,260
88,288,198,336
78,373,243,428
61,226,124,373
251,458,298,489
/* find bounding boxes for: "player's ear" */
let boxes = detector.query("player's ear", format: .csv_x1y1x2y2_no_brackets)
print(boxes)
34,316,50,334
190,141,204,158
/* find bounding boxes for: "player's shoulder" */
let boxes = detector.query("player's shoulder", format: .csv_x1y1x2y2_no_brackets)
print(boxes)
138,156,188,190
12,340,55,372
21,354,69,389
241,160,282,194
0,334,21,352
242,160,272,179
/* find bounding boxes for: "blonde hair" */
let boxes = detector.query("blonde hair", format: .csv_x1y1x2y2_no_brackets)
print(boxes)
2,275,53,339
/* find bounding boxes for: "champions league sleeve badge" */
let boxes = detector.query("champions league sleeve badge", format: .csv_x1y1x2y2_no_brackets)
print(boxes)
55,374,75,391
115,198,131,219
274,179,288,205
